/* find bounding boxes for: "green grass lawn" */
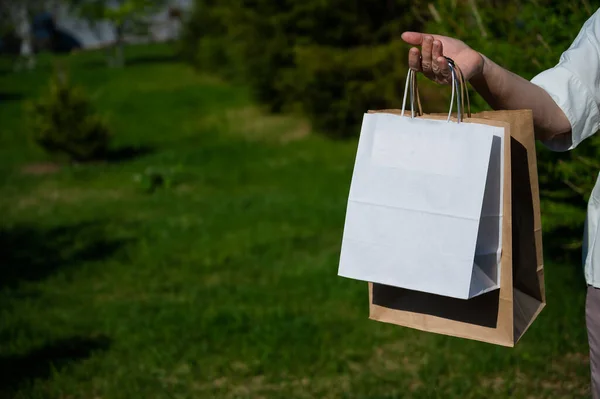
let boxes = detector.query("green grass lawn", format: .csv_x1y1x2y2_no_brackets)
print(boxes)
0,44,592,398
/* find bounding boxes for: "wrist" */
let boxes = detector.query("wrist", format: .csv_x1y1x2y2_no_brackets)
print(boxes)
470,52,487,82
467,53,506,110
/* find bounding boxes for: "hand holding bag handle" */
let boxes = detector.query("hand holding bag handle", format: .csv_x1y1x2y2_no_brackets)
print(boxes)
401,57,471,122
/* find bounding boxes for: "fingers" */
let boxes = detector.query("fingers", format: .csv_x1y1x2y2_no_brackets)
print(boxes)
421,36,433,76
436,56,451,83
406,34,452,84
408,47,422,72
431,40,442,74
435,40,453,84
432,40,451,83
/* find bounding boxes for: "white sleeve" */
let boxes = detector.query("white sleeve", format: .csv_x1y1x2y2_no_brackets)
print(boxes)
530,9,600,152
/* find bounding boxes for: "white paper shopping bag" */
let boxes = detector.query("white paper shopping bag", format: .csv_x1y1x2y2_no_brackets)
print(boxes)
338,112,506,299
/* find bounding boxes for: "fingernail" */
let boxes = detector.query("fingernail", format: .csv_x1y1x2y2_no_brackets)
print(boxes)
433,40,440,47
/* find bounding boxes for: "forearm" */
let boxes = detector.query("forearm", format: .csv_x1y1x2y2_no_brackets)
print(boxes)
469,55,571,141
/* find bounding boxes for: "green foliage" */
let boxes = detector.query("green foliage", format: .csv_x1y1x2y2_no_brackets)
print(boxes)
420,0,597,247
67,0,167,67
180,0,424,135
0,1,47,32
181,0,600,245
133,165,183,194
0,45,593,398
291,42,407,138
69,0,163,25
26,67,112,162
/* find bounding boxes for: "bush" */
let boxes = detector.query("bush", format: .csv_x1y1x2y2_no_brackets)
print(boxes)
291,41,448,137
180,0,426,118
27,68,112,162
181,0,597,248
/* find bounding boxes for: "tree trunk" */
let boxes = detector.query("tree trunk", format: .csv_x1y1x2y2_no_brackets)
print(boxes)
106,46,114,67
115,40,124,67
114,24,125,68
15,5,35,71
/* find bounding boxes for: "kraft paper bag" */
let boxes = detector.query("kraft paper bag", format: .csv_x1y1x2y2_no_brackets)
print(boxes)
367,109,545,347
337,112,505,300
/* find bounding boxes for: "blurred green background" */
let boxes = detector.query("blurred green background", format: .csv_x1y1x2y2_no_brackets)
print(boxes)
0,1,597,398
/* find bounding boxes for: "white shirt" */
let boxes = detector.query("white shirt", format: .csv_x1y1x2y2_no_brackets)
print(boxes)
530,9,600,287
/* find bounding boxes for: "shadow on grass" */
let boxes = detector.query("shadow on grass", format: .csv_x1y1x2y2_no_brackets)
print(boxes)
0,59,14,76
126,53,179,66
0,91,24,102
0,335,111,394
82,52,179,69
105,145,154,163
0,222,131,290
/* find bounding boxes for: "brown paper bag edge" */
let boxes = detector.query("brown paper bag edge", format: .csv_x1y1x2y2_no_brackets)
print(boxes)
477,111,546,341
369,296,515,347
476,110,546,343
479,110,546,305
513,289,546,344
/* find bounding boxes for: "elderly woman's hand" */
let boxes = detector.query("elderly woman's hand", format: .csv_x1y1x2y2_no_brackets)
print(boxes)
401,32,484,84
